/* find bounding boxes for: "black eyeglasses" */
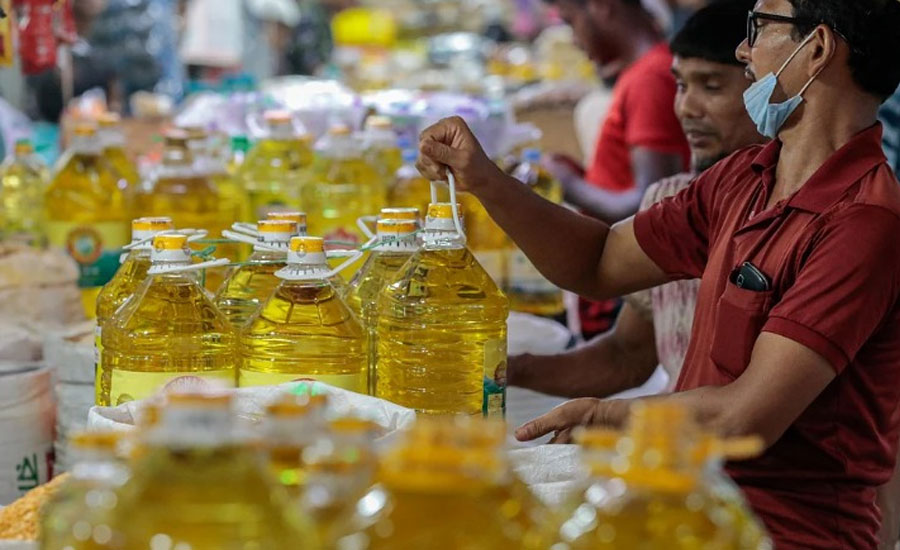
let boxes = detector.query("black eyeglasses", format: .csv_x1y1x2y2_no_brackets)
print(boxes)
746,11,814,47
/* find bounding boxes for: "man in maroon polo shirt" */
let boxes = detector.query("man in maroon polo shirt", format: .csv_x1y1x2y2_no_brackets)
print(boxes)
414,0,900,547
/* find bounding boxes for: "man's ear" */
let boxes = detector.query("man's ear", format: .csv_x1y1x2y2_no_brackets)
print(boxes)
806,24,839,80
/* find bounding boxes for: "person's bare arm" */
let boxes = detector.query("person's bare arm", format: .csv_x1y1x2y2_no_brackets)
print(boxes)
417,117,668,300
878,449,900,550
557,147,685,225
515,332,836,446
506,303,658,398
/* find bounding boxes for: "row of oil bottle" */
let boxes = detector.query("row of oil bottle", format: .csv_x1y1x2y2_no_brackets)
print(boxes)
94,201,509,418
0,111,565,319
40,390,772,550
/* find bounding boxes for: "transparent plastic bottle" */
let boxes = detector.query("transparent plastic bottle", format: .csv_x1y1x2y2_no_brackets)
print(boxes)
239,236,367,391
95,217,175,404
376,202,509,416
303,125,383,249
45,123,130,318
557,402,771,550
239,111,313,220
507,148,565,316
346,219,418,395
303,417,378,547
355,417,527,549
458,191,508,287
110,392,317,550
97,113,139,203
0,138,49,246
263,393,328,498
137,130,231,290
98,234,235,406
387,149,440,217
39,431,129,550
359,115,402,195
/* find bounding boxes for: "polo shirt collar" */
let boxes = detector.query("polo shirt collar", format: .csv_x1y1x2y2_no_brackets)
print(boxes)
750,124,887,214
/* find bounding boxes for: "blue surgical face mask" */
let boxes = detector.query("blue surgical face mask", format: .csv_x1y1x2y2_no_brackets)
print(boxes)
743,32,824,139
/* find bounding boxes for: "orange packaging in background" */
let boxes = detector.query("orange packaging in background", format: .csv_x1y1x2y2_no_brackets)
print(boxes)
0,0,14,67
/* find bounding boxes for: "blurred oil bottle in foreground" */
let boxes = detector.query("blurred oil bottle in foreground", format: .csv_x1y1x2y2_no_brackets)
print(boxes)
556,401,771,550
376,202,508,416
347,218,419,395
507,148,565,317
109,392,317,550
214,218,298,327
263,392,328,498
239,236,367,391
359,115,402,196
303,125,382,250
240,111,313,219
355,417,533,549
0,138,49,246
45,124,130,318
95,217,174,403
39,431,129,550
98,234,235,406
97,113,139,209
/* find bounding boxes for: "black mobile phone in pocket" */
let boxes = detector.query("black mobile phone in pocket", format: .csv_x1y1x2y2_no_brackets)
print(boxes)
730,262,771,292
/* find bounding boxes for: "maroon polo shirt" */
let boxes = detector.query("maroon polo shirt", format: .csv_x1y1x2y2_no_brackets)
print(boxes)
634,124,900,550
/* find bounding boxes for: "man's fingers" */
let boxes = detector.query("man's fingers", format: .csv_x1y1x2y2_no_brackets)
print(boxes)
420,137,464,168
416,156,446,182
515,407,566,441
549,428,574,444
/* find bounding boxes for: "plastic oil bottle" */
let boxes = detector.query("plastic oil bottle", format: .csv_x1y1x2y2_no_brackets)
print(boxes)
303,417,379,547
556,401,770,550
303,124,383,249
346,219,418,395
387,148,445,216
95,216,175,403
98,234,234,406
507,148,565,316
0,138,49,246
203,130,251,234
239,110,313,220
359,115,402,195
376,200,509,417
458,191,509,288
97,113,140,202
262,393,328,498
109,391,317,550
39,431,129,550
214,219,297,327
45,123,130,318
239,236,367,391
356,417,526,550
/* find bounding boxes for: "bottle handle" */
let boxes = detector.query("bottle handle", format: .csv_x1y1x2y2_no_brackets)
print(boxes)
356,215,378,240
122,228,209,251
220,229,285,252
324,249,364,278
430,171,466,244
230,222,259,238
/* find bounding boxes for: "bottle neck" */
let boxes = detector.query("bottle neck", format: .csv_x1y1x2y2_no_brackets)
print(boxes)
422,227,465,250
69,134,101,155
69,450,129,485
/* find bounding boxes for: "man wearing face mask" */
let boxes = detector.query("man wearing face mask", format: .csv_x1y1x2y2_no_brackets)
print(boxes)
414,0,900,547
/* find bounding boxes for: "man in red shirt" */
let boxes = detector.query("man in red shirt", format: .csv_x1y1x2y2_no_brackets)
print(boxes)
415,0,900,547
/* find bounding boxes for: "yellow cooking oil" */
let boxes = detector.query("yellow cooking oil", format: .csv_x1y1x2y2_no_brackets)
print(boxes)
507,148,565,316
346,219,418,395
459,191,508,288
98,234,235,406
239,110,313,220
214,219,296,327
376,202,509,417
303,124,383,250
95,216,174,403
557,402,769,550
239,236,367,391
263,393,328,498
39,431,129,550
45,123,130,318
357,417,526,550
110,392,317,550
303,417,379,547
387,148,446,216
360,115,402,195
97,112,139,203
0,138,49,246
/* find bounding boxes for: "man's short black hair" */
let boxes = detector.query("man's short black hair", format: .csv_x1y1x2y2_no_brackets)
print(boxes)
670,0,755,67
789,0,900,100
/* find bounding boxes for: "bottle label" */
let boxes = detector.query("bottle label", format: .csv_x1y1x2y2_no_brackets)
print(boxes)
508,249,560,294
108,369,235,407
238,369,368,395
46,221,129,289
483,338,507,418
